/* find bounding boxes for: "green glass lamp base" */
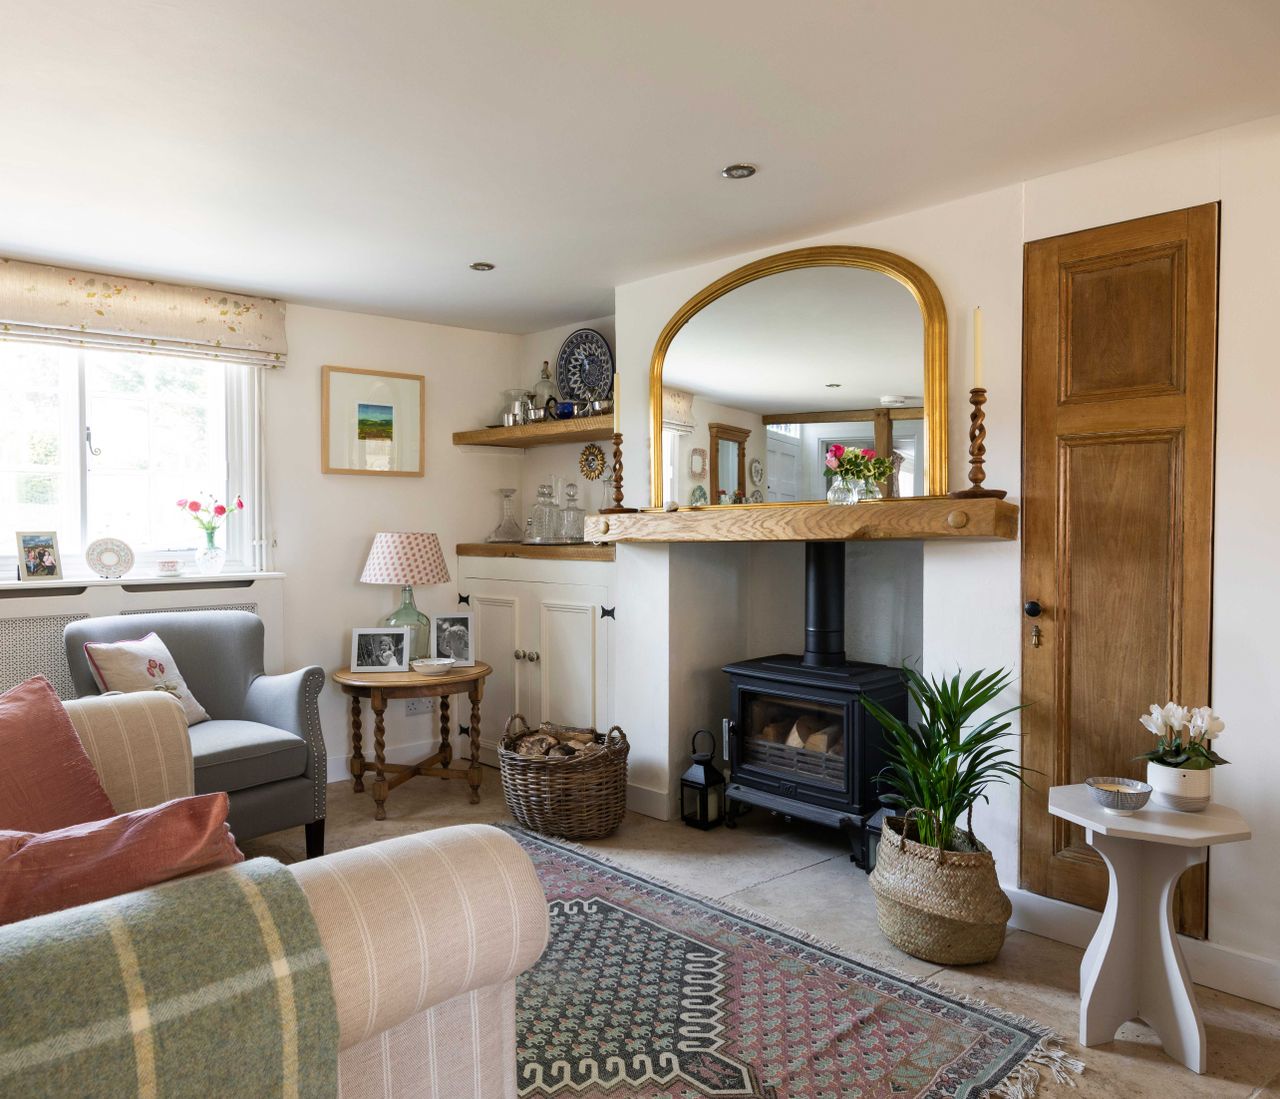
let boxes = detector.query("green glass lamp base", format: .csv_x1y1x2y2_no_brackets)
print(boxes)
384,585,431,661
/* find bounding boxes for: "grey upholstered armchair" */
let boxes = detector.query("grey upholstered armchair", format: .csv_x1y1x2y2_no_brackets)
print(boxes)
64,610,327,856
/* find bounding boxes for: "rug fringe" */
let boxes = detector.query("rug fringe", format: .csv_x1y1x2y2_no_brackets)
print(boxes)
500,823,1086,1098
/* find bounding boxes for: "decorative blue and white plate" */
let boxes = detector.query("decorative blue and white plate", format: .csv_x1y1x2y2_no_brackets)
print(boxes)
556,329,614,402
690,484,709,506
749,489,764,503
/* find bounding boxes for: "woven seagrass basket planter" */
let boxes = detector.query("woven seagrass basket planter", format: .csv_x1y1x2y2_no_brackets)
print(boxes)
499,714,629,839
869,813,1013,965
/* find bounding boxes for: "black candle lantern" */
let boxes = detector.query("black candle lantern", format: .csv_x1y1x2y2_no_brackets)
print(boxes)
680,729,726,830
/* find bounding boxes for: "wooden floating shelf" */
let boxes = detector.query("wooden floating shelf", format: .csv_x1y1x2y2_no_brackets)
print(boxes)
456,542,615,562
584,497,1019,544
452,415,613,449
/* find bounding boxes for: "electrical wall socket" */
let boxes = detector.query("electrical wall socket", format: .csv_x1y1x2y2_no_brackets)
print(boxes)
405,697,435,716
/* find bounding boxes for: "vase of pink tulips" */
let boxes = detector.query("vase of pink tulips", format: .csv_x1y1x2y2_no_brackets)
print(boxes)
177,493,244,575
824,444,894,504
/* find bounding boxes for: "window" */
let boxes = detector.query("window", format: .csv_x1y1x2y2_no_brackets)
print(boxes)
1,341,262,574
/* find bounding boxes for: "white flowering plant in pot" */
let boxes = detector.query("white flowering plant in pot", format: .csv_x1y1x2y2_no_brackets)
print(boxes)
1135,703,1228,811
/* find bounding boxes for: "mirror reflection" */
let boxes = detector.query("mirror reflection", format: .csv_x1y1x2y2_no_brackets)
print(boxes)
658,264,930,505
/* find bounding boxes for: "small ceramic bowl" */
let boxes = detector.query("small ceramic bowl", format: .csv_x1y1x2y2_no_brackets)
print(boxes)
411,658,455,677
1085,776,1152,815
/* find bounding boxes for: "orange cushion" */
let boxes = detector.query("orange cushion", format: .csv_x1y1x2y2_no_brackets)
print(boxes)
0,676,114,832
0,792,243,924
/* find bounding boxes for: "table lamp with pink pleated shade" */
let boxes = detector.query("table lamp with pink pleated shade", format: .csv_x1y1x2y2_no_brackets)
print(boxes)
360,532,451,660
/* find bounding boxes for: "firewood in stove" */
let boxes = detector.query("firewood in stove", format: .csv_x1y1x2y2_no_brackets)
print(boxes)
759,721,789,744
787,714,829,748
802,724,843,754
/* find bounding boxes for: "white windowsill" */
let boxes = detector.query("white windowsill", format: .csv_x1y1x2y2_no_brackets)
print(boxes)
0,571,285,593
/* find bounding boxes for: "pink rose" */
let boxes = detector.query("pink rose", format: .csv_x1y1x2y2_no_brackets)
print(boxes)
188,500,201,512
176,498,188,508
860,448,876,458
213,504,227,517
829,444,845,459
234,496,245,510
825,455,839,470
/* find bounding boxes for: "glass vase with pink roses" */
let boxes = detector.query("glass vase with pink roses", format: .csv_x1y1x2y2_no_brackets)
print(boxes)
177,493,244,575
823,444,894,505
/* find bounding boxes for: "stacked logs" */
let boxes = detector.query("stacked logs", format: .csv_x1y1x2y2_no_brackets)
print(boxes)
757,713,844,756
510,724,604,760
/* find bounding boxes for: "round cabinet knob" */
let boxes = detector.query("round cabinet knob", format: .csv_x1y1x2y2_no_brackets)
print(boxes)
1023,601,1042,618
513,649,526,660
527,651,541,663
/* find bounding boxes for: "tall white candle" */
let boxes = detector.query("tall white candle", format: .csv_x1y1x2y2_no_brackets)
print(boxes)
973,306,983,389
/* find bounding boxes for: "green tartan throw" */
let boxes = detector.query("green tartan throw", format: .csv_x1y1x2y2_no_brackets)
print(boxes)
0,857,338,1098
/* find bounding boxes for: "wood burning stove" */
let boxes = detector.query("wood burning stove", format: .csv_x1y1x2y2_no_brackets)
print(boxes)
722,543,907,868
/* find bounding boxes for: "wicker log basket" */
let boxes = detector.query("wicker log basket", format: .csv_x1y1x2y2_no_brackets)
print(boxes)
499,714,629,839
869,808,1013,965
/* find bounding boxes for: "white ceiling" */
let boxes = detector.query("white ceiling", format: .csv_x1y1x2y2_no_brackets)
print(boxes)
3,2,1280,334
664,267,922,414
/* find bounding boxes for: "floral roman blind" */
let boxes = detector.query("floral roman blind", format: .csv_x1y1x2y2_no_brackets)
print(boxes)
0,258,287,367
662,386,695,430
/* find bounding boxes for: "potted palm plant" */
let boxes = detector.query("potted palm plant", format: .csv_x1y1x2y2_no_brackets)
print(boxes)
861,666,1027,965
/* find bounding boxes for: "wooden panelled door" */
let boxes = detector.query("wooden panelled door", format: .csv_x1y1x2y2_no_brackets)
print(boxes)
1020,204,1218,937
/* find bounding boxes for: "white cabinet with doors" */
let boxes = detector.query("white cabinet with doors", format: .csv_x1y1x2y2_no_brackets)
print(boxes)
457,554,615,758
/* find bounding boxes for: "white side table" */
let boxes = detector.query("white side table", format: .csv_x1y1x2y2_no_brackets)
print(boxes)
1048,784,1250,1073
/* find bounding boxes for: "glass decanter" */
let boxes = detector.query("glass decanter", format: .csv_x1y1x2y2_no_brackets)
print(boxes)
559,482,585,543
487,487,524,542
528,484,562,543
532,361,556,408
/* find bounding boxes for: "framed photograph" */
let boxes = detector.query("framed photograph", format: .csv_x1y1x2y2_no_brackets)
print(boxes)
350,627,411,673
434,613,474,668
16,531,62,581
322,365,425,477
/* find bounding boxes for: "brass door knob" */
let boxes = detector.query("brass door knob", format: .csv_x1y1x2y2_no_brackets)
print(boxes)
513,649,526,661
527,650,541,663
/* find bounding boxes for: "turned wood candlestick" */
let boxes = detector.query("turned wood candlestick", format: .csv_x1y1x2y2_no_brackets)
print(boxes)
949,387,1008,499
599,432,638,514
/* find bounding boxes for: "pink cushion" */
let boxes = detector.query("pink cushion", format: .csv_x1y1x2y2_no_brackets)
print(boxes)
0,792,243,924
0,677,114,832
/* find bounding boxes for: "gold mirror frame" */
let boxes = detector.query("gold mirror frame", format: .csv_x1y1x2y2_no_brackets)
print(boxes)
649,245,949,505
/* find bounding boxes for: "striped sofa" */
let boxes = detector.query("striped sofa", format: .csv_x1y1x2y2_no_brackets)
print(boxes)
58,692,551,1098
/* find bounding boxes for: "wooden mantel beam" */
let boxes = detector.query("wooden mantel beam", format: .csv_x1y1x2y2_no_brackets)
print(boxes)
585,498,1018,544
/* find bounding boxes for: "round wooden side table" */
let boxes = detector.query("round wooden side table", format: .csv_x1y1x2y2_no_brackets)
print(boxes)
332,662,492,820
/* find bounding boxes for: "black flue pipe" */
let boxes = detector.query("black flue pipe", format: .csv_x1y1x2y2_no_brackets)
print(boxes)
802,542,846,667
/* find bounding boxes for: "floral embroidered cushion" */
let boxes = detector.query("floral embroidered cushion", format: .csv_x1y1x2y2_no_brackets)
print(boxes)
82,632,210,725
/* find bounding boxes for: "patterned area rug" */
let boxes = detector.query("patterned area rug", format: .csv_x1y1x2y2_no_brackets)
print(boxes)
507,827,1082,1099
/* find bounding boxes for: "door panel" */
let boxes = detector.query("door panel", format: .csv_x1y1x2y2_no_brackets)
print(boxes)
472,594,519,749
1021,204,1217,937
539,600,597,728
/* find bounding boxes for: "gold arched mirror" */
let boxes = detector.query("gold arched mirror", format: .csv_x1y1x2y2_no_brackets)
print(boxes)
650,246,948,507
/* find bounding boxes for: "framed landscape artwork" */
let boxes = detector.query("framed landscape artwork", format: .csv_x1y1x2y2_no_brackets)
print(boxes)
322,365,425,476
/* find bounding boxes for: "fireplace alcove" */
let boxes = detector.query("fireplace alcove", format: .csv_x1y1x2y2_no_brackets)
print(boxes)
721,542,909,868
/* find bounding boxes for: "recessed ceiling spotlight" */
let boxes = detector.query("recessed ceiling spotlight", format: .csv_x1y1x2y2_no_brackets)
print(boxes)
825,382,842,388
720,163,757,180
469,261,495,271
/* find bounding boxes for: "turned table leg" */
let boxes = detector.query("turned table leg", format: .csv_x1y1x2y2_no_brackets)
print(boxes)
438,695,452,773
371,689,388,821
349,692,366,793
467,679,484,804
1080,829,1208,1072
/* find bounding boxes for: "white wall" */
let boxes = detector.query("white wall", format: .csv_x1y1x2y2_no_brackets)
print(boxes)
613,114,1280,969
266,304,521,780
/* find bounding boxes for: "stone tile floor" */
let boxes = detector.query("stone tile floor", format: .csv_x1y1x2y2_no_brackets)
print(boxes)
242,768,1280,1098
